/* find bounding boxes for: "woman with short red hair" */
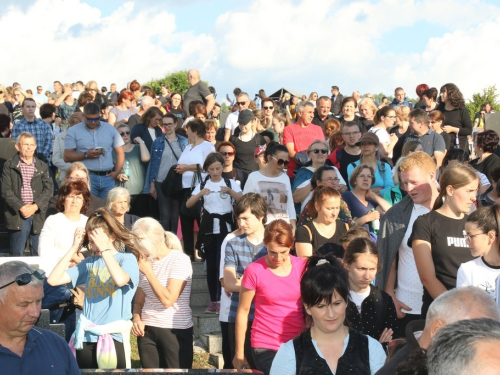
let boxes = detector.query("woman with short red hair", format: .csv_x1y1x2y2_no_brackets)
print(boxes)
108,90,137,126
234,220,306,374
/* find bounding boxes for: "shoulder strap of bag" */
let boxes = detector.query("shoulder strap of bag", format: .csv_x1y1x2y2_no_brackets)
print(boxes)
224,178,237,207
164,136,179,160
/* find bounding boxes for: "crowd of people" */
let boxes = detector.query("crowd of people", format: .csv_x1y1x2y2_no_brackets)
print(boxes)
1,72,500,374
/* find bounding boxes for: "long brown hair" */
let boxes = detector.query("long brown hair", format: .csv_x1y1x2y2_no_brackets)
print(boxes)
433,165,479,210
83,208,149,259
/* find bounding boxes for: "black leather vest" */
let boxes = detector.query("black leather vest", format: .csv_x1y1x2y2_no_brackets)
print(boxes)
293,328,370,374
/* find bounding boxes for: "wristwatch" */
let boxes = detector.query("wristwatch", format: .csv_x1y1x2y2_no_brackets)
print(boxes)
83,151,88,159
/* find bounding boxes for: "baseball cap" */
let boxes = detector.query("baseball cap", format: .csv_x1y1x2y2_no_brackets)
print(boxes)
255,144,266,157
238,109,254,125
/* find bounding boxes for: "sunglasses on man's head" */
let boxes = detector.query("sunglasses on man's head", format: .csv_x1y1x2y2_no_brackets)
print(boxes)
272,156,289,167
0,269,45,290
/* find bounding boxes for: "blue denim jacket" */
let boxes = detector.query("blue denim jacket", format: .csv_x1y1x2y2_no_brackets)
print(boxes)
143,134,189,193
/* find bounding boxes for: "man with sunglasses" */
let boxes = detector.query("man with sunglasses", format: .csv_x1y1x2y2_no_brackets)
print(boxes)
0,261,79,374
224,92,251,141
2,132,53,256
64,102,124,199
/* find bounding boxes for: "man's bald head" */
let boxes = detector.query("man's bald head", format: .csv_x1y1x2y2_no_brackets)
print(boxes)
141,96,154,109
188,69,201,85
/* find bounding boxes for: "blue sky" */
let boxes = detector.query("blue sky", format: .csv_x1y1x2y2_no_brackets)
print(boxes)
1,0,500,100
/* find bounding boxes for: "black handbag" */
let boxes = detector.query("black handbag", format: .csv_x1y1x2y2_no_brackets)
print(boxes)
180,164,203,220
161,137,183,197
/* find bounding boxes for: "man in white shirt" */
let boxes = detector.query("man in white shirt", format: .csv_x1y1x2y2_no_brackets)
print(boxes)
377,152,439,333
223,92,250,141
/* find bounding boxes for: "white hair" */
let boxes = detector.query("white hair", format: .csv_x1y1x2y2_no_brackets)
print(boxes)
105,187,130,212
0,261,43,303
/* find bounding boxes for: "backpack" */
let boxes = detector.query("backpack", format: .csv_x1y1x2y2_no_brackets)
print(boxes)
328,146,345,169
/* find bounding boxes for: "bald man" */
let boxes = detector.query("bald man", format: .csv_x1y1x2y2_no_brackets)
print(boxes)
183,68,215,118
127,96,155,129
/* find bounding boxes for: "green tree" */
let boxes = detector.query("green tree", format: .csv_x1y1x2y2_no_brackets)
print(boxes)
465,85,500,121
144,70,190,95
220,102,229,113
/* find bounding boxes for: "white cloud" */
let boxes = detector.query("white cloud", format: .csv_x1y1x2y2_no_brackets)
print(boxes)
0,0,215,90
1,0,500,101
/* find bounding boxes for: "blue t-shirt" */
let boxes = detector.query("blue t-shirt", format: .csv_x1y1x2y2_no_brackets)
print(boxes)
342,191,377,233
67,252,139,342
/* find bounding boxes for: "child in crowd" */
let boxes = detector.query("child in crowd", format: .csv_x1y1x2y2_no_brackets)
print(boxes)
187,152,242,314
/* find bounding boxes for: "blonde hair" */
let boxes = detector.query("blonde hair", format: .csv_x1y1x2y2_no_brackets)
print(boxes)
85,80,99,91
307,139,329,154
400,151,436,175
395,105,410,122
132,218,183,258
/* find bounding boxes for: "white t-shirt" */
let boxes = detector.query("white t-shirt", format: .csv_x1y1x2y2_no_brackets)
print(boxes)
38,213,88,276
496,275,500,309
177,141,215,188
370,127,392,158
243,170,295,224
396,203,429,315
192,179,241,234
349,289,371,314
219,231,239,323
148,128,157,142
224,111,240,135
457,257,500,299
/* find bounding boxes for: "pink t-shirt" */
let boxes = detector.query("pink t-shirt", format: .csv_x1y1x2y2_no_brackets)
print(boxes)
283,123,325,177
242,255,306,350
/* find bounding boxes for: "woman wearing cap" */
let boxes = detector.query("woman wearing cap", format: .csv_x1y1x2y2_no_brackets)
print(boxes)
347,132,393,197
254,144,267,170
230,109,267,175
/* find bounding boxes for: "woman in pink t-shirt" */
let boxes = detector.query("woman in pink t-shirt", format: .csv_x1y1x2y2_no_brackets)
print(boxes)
233,219,306,374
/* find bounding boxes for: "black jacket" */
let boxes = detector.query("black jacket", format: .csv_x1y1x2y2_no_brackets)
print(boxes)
331,93,345,116
130,123,163,151
1,154,53,232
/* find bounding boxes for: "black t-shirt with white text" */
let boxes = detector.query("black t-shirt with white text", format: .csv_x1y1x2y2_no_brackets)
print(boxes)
409,211,473,312
230,134,266,174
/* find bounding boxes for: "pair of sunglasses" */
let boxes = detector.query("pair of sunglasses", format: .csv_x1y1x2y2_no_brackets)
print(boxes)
272,156,290,167
0,269,46,290
312,149,328,154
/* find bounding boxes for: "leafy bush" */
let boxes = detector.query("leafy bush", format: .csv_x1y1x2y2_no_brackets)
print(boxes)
465,85,500,121
144,70,190,95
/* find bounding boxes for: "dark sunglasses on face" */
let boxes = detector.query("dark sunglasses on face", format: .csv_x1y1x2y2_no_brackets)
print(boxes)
120,131,131,136
312,149,328,154
86,117,100,123
0,269,45,290
263,106,274,110
272,156,290,167
236,101,247,106
220,152,235,157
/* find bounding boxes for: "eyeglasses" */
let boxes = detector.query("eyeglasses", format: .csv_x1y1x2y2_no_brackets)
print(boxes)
272,156,290,167
312,149,328,154
220,152,235,157
236,101,247,106
263,106,274,110
119,131,131,136
464,233,487,241
162,122,175,127
358,174,373,179
66,176,86,181
0,269,45,290
66,195,84,201
85,117,100,123
323,177,340,183
342,131,359,136
154,118,162,123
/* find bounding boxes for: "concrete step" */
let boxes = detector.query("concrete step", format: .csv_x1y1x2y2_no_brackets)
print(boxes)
209,352,225,369
199,331,223,354
192,275,209,292
36,309,66,339
191,260,206,277
192,306,221,338
190,290,211,308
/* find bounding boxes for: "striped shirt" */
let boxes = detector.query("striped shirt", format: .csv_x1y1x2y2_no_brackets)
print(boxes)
224,234,267,322
18,157,37,204
139,250,193,329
